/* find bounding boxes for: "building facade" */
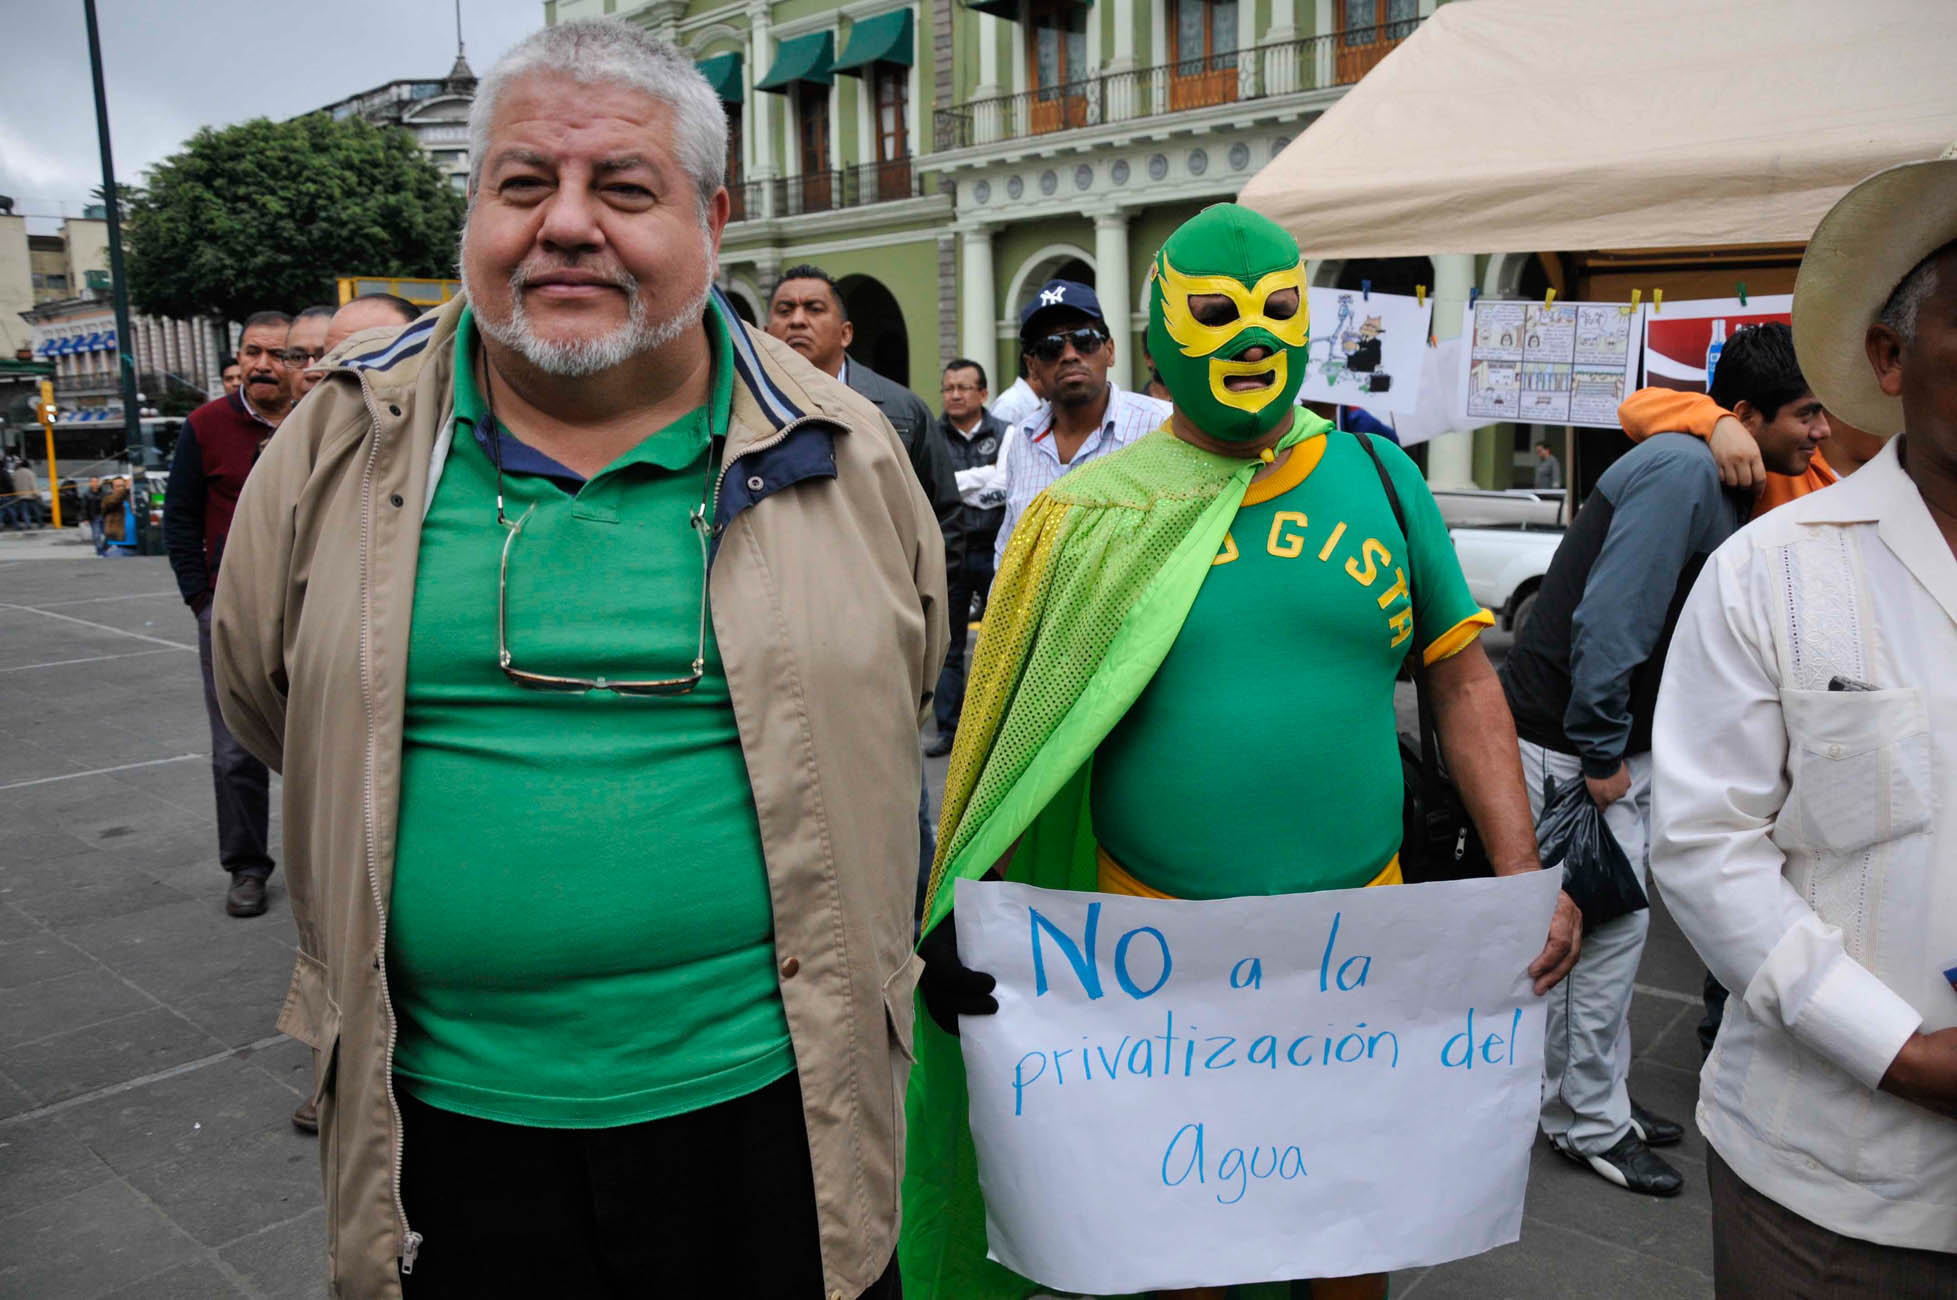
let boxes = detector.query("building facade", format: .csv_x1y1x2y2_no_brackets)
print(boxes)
546,0,1425,403
310,51,479,192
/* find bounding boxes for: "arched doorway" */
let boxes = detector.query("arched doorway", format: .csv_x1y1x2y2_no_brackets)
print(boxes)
838,274,908,386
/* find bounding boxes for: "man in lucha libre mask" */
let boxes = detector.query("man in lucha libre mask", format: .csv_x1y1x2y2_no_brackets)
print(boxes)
904,204,1579,1300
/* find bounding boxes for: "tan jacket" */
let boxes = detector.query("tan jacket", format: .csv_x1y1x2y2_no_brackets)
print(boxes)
213,293,947,1299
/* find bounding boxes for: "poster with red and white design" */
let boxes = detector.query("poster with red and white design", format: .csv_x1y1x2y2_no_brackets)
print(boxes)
1641,295,1792,395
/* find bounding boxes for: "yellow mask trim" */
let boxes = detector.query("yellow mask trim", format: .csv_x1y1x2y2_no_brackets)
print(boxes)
1208,350,1290,412
1155,254,1311,358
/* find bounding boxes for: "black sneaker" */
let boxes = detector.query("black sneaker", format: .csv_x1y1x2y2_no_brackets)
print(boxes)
1629,1099,1684,1148
924,731,955,758
225,874,268,918
1555,1132,1683,1197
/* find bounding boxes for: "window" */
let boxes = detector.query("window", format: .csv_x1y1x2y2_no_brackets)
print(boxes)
1027,0,1089,133
1170,0,1239,109
1338,0,1417,79
798,85,832,212
871,64,911,200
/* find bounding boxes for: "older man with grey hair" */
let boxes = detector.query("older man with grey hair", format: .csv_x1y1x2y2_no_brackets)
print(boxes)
214,19,945,1299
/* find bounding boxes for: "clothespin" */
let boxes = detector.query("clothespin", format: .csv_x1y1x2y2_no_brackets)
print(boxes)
1653,289,1663,315
1621,289,1642,317
1468,286,1481,309
1736,281,1748,307
1361,279,1372,301
1544,287,1557,310
1415,284,1426,307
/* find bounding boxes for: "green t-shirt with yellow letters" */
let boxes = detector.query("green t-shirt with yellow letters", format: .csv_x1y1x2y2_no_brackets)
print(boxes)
1091,426,1490,899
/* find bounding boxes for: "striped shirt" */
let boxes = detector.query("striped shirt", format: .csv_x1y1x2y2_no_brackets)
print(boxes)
992,382,1172,567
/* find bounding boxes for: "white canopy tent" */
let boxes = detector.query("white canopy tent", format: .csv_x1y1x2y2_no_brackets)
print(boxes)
1240,0,1957,259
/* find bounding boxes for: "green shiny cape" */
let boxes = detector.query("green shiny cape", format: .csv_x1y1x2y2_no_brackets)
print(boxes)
900,411,1331,1299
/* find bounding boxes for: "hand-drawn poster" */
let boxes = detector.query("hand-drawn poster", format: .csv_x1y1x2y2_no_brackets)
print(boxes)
1642,295,1792,395
1296,287,1433,417
1458,299,1644,428
955,871,1563,1295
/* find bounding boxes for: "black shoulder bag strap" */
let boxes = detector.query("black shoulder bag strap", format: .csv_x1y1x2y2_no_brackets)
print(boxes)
1348,431,1443,877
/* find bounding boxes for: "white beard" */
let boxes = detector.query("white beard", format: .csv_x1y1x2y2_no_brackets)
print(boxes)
461,241,712,378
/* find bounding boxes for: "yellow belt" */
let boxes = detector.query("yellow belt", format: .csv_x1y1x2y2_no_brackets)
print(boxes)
1095,845,1402,899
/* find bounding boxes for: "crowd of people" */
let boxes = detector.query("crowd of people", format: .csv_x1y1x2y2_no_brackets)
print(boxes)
130,16,1956,1299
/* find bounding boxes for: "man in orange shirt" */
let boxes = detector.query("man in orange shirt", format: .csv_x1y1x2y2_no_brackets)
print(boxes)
1619,391,1887,514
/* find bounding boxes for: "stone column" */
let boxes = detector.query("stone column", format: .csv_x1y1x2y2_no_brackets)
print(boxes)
959,223,997,392
1094,209,1132,393
1313,0,1335,87
1424,252,1477,488
1265,0,1300,95
973,12,1001,144
749,2,779,219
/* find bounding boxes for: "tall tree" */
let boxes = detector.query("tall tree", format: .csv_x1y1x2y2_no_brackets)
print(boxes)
125,115,464,323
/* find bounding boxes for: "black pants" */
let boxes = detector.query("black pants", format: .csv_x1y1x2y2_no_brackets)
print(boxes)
931,552,994,738
195,604,272,878
399,1073,901,1299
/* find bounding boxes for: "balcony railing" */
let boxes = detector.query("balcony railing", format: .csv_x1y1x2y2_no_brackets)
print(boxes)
728,158,929,222
934,21,1418,152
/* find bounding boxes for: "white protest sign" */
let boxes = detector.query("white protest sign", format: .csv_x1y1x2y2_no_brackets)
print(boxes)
955,871,1561,1295
1456,299,1645,429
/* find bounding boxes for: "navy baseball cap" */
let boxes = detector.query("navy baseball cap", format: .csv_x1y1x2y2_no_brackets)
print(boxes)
1018,279,1105,340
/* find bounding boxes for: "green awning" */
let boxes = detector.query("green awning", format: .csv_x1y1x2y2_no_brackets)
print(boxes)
834,9,915,76
756,31,834,93
696,51,743,104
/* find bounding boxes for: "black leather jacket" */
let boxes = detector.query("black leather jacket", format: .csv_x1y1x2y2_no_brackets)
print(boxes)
937,407,1009,562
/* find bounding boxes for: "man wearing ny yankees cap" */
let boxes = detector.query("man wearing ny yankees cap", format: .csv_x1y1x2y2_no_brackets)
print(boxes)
987,278,1170,564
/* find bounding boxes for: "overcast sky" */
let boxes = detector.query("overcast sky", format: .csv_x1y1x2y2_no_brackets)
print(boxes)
1,0,544,234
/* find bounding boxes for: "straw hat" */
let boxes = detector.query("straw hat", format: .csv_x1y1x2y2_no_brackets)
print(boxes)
1792,147,1957,436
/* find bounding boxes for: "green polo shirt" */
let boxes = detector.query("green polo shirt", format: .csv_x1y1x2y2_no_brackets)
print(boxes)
1090,428,1492,899
387,304,795,1128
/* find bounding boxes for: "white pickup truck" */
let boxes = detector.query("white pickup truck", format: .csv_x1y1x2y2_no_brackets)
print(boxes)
1437,491,1568,637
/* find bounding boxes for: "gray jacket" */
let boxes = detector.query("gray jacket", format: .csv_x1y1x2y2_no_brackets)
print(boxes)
1502,434,1747,775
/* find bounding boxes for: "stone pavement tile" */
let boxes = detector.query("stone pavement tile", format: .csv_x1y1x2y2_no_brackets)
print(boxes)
1522,1138,1714,1275
0,819,99,869
7,867,193,934
0,901,43,942
0,930,95,991
1638,994,1712,1077
0,1116,118,1219
124,1121,322,1247
245,1035,316,1100
219,1206,330,1300
62,897,295,999
171,958,293,1048
0,1070,36,1119
5,1005,225,1106
99,1257,253,1300
1629,994,1699,1071
0,1178,206,1299
0,966,157,1050
1402,1219,1711,1300
56,1055,308,1176
1636,893,1709,1000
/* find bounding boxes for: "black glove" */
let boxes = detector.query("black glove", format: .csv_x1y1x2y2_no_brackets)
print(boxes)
917,910,997,1037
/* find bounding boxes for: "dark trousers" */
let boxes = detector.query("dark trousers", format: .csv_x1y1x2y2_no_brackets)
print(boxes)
1699,971,1730,1058
931,551,994,738
1708,1147,1957,1297
195,604,272,878
398,1073,902,1299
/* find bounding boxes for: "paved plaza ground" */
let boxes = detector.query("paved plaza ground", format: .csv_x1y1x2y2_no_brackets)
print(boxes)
0,532,1717,1298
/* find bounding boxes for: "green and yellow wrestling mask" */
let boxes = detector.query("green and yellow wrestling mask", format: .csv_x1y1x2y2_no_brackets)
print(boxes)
1147,204,1309,441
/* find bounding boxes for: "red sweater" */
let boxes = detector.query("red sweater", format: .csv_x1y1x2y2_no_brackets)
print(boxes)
163,391,276,605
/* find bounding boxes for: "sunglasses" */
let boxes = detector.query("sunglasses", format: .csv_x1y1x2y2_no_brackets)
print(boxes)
1026,326,1109,363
